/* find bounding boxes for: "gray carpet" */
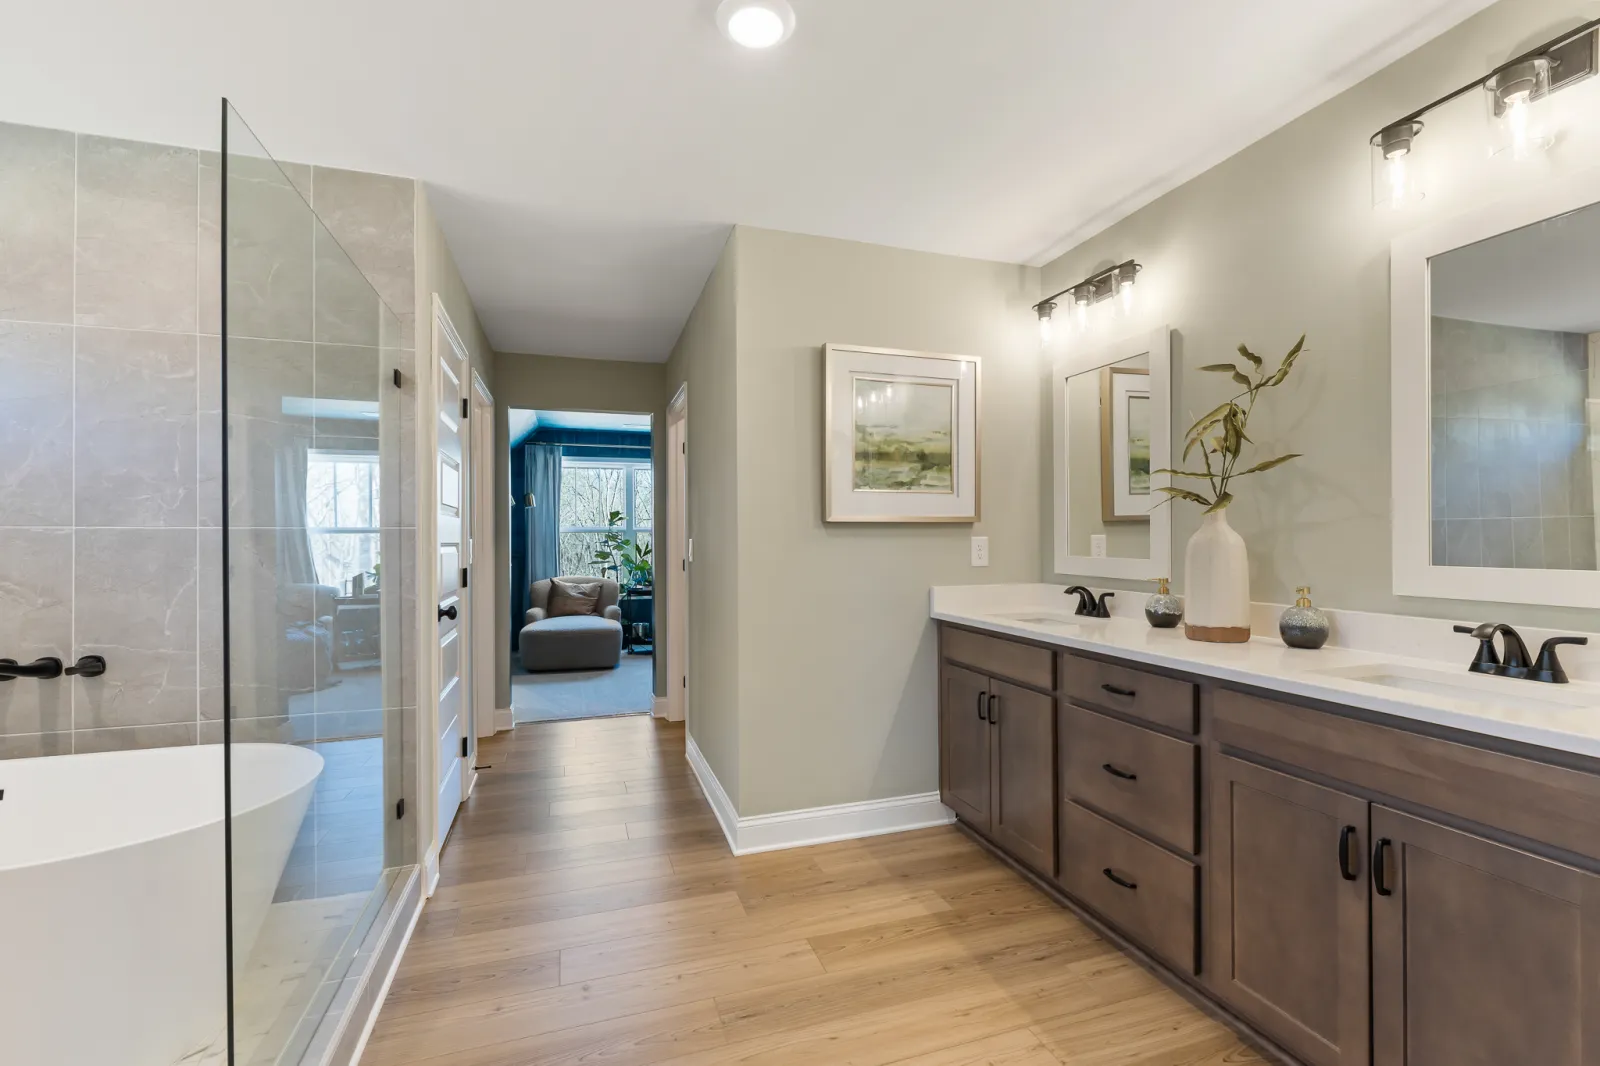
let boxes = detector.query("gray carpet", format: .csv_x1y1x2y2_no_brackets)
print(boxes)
512,653,656,722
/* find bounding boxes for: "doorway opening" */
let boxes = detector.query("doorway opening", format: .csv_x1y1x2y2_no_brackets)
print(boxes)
509,409,656,722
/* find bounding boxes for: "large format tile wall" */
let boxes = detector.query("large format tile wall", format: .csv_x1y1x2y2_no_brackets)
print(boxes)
1430,316,1598,570
0,119,416,759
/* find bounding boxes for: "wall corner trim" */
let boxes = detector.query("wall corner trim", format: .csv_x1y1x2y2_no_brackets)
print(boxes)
494,707,514,733
685,735,955,856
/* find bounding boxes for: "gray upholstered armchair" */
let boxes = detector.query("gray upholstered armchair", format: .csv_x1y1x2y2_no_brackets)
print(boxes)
519,577,624,672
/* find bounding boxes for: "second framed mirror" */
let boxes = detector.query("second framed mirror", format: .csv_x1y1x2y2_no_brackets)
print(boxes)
1052,327,1172,580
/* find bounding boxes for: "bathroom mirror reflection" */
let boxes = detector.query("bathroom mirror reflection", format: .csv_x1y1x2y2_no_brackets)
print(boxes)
1429,199,1600,571
1052,327,1171,580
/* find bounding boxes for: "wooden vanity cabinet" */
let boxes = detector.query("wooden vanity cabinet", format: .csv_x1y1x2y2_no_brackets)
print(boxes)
938,639,1057,876
1208,755,1371,1066
1369,807,1600,1066
936,621,1600,1066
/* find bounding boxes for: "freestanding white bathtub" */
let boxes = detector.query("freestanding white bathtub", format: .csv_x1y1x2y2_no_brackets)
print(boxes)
0,742,323,1066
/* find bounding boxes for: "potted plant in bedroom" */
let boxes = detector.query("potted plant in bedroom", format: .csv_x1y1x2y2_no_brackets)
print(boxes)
589,510,654,592
1154,335,1309,644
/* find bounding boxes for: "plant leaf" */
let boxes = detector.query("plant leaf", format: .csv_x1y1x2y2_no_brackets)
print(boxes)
1235,452,1302,476
1156,486,1215,507
1185,401,1234,439
1204,491,1235,513
1200,363,1239,374
1231,370,1253,390
1237,344,1262,369
1151,468,1214,480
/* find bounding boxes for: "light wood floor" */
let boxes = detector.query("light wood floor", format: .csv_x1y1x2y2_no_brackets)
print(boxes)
362,715,1266,1066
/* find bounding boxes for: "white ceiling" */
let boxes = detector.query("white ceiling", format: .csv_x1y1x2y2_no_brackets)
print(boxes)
1431,201,1600,334
0,0,1496,362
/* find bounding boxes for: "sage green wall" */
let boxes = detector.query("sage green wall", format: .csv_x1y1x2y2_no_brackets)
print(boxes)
663,231,741,798
1041,0,1600,633
416,185,495,397
729,227,1041,816
491,351,668,710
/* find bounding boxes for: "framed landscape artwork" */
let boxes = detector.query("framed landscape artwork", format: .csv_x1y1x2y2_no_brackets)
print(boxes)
823,344,980,522
1100,365,1151,522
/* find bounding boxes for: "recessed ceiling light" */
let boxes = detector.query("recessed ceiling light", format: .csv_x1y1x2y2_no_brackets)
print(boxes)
716,0,795,49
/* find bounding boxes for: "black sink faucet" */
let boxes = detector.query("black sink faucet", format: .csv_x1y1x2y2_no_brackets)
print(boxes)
1531,636,1589,684
1453,623,1533,679
1063,586,1115,618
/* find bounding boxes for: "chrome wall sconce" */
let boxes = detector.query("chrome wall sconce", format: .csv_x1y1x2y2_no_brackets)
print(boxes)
1035,260,1140,343
1370,18,1598,207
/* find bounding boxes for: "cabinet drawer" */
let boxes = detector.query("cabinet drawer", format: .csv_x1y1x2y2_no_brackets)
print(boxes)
1061,653,1195,733
1060,801,1198,974
1062,704,1198,854
942,627,1054,690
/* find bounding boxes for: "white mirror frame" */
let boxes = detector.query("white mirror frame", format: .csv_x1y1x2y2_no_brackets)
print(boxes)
1392,166,1600,608
1052,326,1172,580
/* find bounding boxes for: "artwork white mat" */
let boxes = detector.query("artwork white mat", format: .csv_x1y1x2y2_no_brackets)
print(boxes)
824,344,980,523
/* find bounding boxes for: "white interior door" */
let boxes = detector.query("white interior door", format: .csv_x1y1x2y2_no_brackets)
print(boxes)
434,313,468,844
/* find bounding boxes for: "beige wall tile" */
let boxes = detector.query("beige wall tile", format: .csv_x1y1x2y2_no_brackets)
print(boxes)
0,122,74,323
75,135,198,332
0,528,72,737
0,322,73,526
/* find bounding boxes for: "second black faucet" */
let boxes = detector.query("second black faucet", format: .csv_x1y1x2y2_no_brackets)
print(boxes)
1064,586,1115,619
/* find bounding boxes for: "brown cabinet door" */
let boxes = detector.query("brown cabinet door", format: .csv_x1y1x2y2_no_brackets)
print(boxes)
1371,806,1600,1066
1209,755,1370,1066
989,679,1056,876
940,663,991,832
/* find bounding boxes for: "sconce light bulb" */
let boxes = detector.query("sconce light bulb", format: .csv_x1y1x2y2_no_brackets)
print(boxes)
1118,274,1136,313
1035,302,1056,346
1506,93,1531,158
1385,152,1408,206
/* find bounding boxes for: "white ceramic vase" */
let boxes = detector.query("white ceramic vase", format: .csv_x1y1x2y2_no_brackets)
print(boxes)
1184,509,1251,642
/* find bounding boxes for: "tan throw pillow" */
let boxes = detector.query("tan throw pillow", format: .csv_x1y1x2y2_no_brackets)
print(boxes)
547,579,602,618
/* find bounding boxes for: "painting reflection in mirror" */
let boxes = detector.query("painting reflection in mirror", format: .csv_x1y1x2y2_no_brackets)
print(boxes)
1066,353,1151,559
1429,200,1600,571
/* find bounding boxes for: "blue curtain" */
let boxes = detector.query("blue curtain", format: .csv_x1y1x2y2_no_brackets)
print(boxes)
520,444,563,632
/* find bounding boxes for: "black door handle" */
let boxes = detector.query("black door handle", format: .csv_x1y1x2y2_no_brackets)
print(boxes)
0,657,63,681
1101,763,1138,781
1102,868,1138,890
1373,838,1394,896
438,604,458,621
65,655,107,678
1101,683,1137,698
976,690,987,722
1339,825,1359,881
987,693,998,726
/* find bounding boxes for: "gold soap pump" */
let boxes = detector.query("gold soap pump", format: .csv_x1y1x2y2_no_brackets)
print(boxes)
1279,586,1330,649
1145,577,1183,629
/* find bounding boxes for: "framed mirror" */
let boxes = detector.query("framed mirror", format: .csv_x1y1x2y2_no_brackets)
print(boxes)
1052,327,1172,580
1392,169,1600,608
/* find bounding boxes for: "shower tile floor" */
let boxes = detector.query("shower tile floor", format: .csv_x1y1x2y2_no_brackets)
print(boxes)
186,736,390,1064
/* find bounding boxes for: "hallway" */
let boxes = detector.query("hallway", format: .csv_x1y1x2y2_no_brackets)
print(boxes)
360,716,1262,1065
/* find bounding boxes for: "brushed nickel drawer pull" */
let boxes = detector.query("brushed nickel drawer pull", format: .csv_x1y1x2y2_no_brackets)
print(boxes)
1101,762,1138,782
1102,868,1138,890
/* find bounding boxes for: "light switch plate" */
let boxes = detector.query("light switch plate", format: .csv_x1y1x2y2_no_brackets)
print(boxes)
1090,534,1108,558
970,536,990,567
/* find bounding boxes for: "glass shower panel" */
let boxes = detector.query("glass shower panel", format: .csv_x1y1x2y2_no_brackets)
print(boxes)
222,101,412,1066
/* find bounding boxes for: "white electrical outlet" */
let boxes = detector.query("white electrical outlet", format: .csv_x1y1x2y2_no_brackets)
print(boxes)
970,536,990,567
1090,534,1108,558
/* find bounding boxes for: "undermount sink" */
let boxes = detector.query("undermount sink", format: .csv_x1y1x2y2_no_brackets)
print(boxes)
1313,662,1598,712
986,609,1101,629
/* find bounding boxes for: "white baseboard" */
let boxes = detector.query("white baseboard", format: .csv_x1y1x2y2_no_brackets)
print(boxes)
685,734,954,856
345,868,422,1066
423,846,440,897
494,707,513,732
652,696,674,719
685,735,740,852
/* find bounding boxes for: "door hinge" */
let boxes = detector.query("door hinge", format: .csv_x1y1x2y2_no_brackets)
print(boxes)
682,675,687,688
461,397,469,419
461,566,469,589
392,369,403,389
395,797,405,821
461,736,469,758
681,441,686,454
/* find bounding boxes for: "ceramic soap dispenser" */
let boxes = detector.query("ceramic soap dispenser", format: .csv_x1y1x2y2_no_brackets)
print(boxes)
1279,586,1330,649
1145,578,1183,629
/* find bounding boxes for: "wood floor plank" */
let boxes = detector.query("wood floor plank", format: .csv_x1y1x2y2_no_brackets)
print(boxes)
364,714,1265,1066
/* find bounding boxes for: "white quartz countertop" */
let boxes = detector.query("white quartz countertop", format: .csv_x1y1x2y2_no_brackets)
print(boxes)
931,584,1600,762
